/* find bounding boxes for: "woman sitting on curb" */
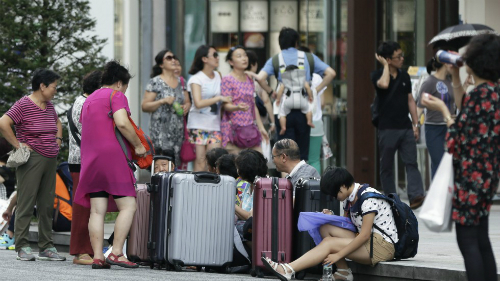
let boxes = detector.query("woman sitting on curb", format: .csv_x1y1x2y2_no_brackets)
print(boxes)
262,167,398,281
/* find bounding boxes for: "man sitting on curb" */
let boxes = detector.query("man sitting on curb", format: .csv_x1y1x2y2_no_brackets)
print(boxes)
272,138,320,198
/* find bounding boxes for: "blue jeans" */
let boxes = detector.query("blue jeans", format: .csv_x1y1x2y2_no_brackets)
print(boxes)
425,124,448,179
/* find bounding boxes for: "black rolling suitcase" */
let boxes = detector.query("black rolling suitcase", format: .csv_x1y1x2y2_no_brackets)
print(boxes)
293,177,340,279
147,172,172,269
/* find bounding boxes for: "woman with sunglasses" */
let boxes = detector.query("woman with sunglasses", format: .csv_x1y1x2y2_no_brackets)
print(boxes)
142,49,190,167
187,45,232,171
220,45,268,155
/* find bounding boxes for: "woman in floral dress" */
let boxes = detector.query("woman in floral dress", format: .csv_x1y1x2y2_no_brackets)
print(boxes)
142,49,190,167
422,34,500,281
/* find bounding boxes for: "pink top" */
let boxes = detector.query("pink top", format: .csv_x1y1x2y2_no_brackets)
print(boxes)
6,96,59,158
220,75,256,147
74,88,136,211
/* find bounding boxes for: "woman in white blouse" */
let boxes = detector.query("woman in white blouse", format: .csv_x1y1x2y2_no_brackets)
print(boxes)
186,45,232,171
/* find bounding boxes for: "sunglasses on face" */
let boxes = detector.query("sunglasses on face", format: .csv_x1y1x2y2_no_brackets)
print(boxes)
164,55,178,61
208,52,219,59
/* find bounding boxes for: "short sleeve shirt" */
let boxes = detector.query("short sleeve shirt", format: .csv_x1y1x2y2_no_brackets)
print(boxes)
416,75,455,125
370,69,413,130
6,96,59,158
261,48,330,82
240,181,253,212
186,71,222,131
344,185,399,244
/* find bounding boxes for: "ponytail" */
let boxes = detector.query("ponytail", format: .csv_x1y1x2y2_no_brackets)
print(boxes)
151,65,162,78
426,57,443,75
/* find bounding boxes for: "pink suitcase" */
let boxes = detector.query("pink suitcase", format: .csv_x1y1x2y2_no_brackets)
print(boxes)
252,177,293,278
127,184,150,262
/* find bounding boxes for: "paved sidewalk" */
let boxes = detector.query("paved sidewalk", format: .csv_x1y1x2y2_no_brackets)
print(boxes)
350,204,500,281
27,206,500,281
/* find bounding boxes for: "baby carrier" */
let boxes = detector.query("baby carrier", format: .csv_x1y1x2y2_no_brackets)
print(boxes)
275,51,311,111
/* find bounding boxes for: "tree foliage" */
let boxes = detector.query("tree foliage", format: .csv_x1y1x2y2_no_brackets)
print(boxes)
0,0,107,161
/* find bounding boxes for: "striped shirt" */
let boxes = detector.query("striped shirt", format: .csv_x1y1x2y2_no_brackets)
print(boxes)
6,96,59,158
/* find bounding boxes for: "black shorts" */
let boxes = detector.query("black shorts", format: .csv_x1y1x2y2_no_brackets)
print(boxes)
89,191,125,199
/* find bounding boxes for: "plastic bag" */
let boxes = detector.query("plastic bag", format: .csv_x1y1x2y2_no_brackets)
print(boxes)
419,152,454,232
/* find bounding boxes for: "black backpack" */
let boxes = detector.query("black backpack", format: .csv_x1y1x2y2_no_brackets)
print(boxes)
354,185,419,260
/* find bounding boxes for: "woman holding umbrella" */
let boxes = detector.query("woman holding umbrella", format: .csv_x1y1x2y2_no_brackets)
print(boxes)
422,33,500,281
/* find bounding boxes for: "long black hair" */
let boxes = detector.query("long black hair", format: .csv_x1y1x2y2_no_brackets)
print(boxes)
151,49,172,78
188,45,215,75
426,57,443,75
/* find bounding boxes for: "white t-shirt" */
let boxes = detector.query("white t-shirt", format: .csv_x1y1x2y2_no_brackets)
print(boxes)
343,185,399,244
187,71,222,131
310,73,326,136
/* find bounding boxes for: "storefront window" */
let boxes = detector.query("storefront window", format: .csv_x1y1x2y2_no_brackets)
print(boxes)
241,1,269,73
324,0,348,168
379,0,416,68
299,0,326,58
184,0,208,77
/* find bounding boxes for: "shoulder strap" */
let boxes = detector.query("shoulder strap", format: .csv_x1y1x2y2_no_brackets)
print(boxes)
357,188,396,245
377,72,402,116
297,51,305,70
305,52,314,79
108,90,136,172
66,105,81,147
272,54,280,77
278,53,286,74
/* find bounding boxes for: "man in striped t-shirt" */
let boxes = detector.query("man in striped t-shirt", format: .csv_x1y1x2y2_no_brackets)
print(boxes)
0,68,66,262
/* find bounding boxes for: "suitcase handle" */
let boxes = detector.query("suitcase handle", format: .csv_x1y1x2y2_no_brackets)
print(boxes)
193,172,221,183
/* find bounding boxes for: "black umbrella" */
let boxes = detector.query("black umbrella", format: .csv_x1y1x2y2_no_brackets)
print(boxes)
429,23,498,49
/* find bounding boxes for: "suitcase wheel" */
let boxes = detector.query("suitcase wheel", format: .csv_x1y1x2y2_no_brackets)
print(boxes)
150,263,154,269
250,269,256,277
295,270,306,280
255,267,264,278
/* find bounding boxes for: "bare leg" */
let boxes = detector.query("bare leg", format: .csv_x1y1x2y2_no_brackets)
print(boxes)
306,112,315,128
194,144,208,172
279,116,287,135
110,196,136,262
225,142,242,155
89,197,108,261
268,225,370,276
319,224,356,274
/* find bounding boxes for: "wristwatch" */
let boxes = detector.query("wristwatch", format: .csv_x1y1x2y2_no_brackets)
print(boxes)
56,137,63,141
413,123,421,128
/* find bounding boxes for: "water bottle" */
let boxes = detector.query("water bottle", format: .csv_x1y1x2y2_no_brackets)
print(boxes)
321,264,333,281
436,50,464,67
172,101,183,116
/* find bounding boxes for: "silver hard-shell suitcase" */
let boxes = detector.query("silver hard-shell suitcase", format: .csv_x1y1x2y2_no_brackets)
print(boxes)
167,172,235,271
